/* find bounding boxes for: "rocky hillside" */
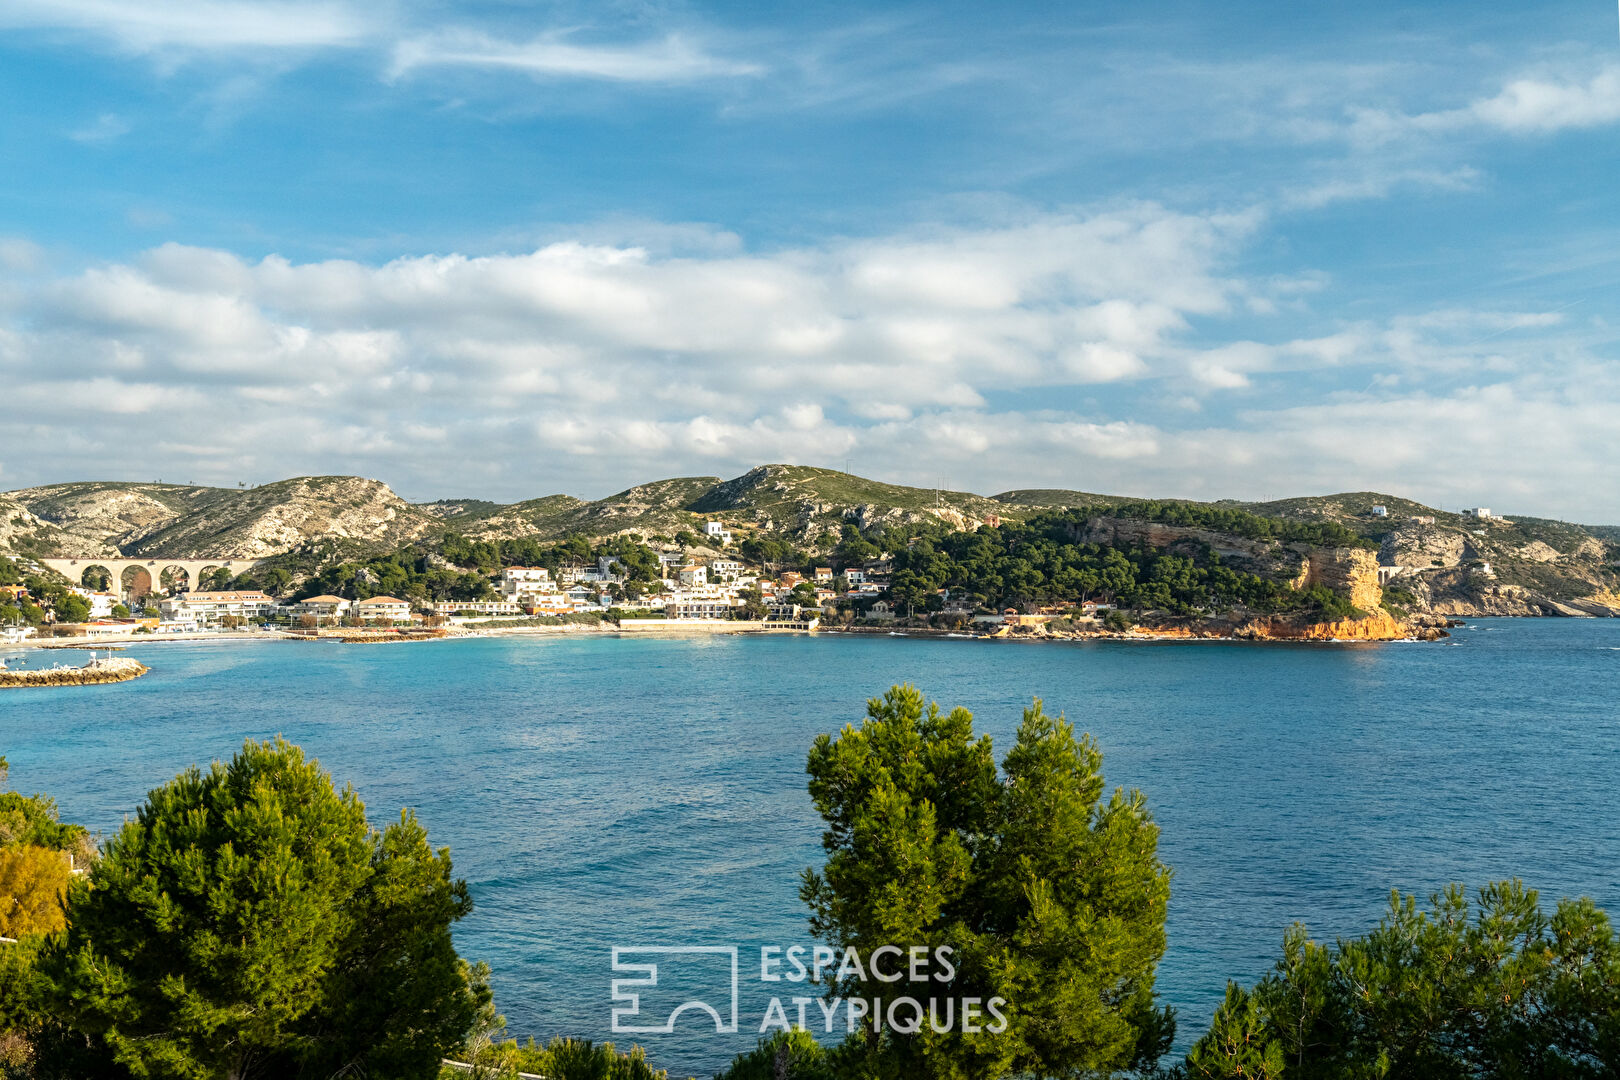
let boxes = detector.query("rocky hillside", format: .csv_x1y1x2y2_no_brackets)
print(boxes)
435,466,1017,544
692,465,1014,536
0,493,85,557
438,481,713,541
1230,493,1620,616
6,468,1615,617
3,476,439,559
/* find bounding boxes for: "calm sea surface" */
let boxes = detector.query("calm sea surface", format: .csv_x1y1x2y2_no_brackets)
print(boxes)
3,620,1617,1075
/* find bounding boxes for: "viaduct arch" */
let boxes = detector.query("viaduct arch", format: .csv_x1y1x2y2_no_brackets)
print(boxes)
40,557,267,601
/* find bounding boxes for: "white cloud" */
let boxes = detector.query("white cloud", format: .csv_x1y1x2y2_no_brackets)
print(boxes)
1281,166,1480,211
1460,66,1620,134
0,0,760,89
1,212,1614,519
389,31,762,83
1353,65,1620,143
0,0,370,52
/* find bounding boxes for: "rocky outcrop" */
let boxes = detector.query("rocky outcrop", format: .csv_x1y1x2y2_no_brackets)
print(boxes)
1292,547,1384,612
1231,611,1414,641
1379,525,1469,571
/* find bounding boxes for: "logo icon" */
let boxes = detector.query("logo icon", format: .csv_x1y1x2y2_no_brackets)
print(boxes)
610,946,739,1034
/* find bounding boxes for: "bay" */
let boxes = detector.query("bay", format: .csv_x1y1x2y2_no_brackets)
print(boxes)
3,618,1617,1076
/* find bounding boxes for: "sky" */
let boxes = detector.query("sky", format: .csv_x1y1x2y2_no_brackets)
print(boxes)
1,1,1617,519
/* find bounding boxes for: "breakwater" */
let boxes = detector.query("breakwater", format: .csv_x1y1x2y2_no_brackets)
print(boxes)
0,656,148,688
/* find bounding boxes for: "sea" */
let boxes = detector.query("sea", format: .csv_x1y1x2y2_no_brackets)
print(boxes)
2,619,1616,1076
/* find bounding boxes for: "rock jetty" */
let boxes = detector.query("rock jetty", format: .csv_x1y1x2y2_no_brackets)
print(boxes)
0,656,148,688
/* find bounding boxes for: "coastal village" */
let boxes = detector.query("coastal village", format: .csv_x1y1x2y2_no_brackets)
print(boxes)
7,470,1613,654
1,519,968,644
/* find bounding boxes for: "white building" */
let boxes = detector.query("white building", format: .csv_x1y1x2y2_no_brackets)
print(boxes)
703,520,733,545
844,568,867,584
288,595,351,622
355,596,411,622
671,596,739,619
501,567,575,610
431,600,524,616
677,564,708,587
707,558,743,579
70,587,119,618
1371,505,1388,517
162,590,276,627
1461,508,1493,519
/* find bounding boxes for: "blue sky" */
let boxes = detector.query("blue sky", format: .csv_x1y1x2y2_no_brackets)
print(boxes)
1,0,1618,518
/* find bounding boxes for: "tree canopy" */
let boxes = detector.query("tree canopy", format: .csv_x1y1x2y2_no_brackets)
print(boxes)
1186,881,1620,1079
801,686,1174,1079
880,514,1353,617
36,738,484,1080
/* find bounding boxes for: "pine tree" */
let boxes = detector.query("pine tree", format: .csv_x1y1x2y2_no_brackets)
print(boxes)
801,685,1174,1079
40,737,484,1079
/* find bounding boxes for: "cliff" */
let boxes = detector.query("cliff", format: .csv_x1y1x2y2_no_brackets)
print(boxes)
1230,611,1415,641
1293,547,1384,612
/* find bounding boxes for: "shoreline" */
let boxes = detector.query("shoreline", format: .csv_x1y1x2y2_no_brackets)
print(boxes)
2,615,1464,652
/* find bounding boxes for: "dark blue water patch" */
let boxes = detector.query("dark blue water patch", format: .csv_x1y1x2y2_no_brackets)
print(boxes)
3,620,1617,1076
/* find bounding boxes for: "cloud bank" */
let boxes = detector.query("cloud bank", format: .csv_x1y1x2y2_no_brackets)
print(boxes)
2,208,1614,518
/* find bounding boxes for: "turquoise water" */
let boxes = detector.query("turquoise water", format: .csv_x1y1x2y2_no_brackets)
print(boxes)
3,620,1618,1075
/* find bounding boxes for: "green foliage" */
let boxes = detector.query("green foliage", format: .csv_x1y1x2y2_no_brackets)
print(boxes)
714,1029,831,1080
463,1025,670,1080
0,600,45,628
1380,583,1418,614
1100,502,1377,550
39,737,482,1079
832,525,881,569
294,548,497,604
109,604,130,619
735,585,768,620
0,558,20,587
1295,585,1361,621
881,516,1334,617
198,567,235,591
739,535,797,570
1102,608,1135,632
801,686,1174,1079
1185,881,1620,1079
50,593,90,624
0,788,90,860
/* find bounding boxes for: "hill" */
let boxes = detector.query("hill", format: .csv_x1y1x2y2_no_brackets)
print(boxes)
436,466,1018,544
4,469,1615,617
994,488,1150,511
4,476,439,559
692,465,1013,534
